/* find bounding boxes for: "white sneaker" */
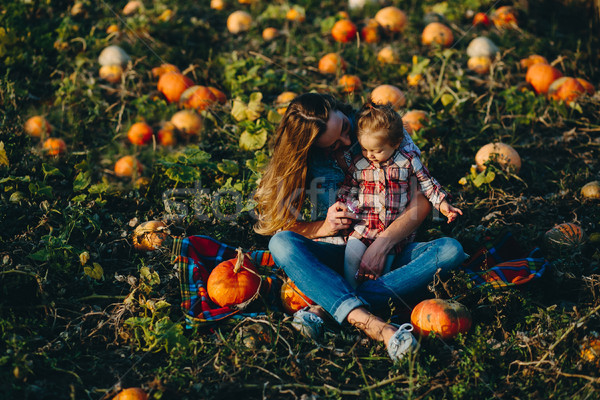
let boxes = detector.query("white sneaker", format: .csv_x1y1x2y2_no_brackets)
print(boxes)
292,308,324,341
387,323,419,362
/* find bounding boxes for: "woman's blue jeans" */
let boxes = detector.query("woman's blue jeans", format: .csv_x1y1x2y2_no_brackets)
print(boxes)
269,231,467,324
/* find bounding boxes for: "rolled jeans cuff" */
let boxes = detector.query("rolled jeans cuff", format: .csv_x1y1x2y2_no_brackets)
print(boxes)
331,294,369,325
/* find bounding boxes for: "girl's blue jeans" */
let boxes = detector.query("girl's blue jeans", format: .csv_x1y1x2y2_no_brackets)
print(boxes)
269,231,467,324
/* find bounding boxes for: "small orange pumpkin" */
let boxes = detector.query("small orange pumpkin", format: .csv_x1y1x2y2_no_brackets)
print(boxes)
338,75,362,93
151,63,180,78
492,6,518,28
360,19,381,43
421,22,454,47
411,299,472,339
467,56,492,75
548,77,586,103
113,387,148,400
581,181,600,200
132,221,170,252
576,78,595,95
331,19,357,43
318,53,347,75
377,46,397,64
286,7,305,23
475,142,521,173
42,137,67,156
24,115,52,138
472,12,490,27
280,278,315,315
99,65,123,83
262,27,279,41
127,122,153,146
374,6,407,33
525,63,562,94
114,155,143,178
208,87,227,105
275,91,298,115
581,338,600,366
519,55,548,70
170,110,203,136
402,110,428,134
207,248,262,308
227,11,252,34
544,223,586,250
157,72,194,103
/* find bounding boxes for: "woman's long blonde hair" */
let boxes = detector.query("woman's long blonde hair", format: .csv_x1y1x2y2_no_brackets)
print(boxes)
254,93,350,236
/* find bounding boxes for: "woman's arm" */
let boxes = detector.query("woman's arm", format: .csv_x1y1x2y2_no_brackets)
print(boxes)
357,190,431,278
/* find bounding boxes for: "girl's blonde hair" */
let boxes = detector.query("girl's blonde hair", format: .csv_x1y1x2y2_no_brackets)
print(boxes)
254,93,351,236
356,102,406,147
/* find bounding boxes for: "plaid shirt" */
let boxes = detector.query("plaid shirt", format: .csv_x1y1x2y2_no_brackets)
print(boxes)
337,149,447,250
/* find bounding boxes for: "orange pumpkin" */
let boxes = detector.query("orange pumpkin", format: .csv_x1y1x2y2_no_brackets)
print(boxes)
374,6,407,33
338,74,362,93
519,55,548,70
227,11,252,34
580,338,600,366
24,115,52,138
42,137,67,156
127,122,153,145
467,56,492,75
318,53,347,75
581,181,600,199
525,63,562,94
275,91,298,115
208,87,227,105
170,110,203,136
157,72,194,103
576,78,595,95
360,19,381,43
377,46,397,64
475,142,521,173
207,248,262,307
402,110,428,134
113,387,148,400
157,122,177,146
548,77,586,103
472,12,491,27
286,7,305,23
180,85,218,111
331,19,357,43
151,63,180,78
132,221,170,252
421,22,453,47
492,6,518,28
280,278,315,315
544,223,586,250
262,27,279,41
114,155,143,178
99,65,123,83
370,84,406,110
411,299,472,339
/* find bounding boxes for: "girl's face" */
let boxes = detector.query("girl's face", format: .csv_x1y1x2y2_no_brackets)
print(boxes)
359,132,397,166
315,110,352,153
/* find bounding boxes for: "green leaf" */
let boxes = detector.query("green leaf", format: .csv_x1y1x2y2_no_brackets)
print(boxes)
440,93,454,106
84,263,104,280
71,194,87,202
28,250,49,262
240,128,268,151
0,142,8,167
267,109,282,124
246,151,270,174
231,98,249,121
73,170,91,191
42,163,63,179
88,178,111,194
246,92,264,121
140,266,160,287
165,165,201,183
29,182,53,198
217,159,239,176
473,172,486,187
484,171,496,183
0,175,30,184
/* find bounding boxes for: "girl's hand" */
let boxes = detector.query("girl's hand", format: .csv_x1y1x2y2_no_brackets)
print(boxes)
440,201,463,223
323,201,357,236
356,238,388,281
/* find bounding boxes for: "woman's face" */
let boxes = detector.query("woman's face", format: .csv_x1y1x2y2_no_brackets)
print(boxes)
314,110,351,153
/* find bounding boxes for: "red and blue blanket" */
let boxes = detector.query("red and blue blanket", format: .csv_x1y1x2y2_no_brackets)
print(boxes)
177,232,548,327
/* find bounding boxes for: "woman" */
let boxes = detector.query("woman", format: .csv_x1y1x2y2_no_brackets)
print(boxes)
254,93,466,361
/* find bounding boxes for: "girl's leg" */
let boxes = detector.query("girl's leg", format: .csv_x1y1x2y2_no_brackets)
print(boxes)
269,231,368,324
344,237,367,289
356,237,467,311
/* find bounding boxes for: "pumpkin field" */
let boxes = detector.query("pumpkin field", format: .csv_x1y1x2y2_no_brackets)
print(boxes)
2,0,600,398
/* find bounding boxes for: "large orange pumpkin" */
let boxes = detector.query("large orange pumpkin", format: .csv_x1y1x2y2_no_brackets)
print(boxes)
331,19,357,43
157,72,194,103
280,278,315,315
421,22,454,47
411,299,472,339
525,63,562,94
544,223,586,251
113,387,148,400
207,248,262,308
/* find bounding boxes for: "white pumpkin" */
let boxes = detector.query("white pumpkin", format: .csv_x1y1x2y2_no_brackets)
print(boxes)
466,37,499,59
349,0,378,10
98,45,131,66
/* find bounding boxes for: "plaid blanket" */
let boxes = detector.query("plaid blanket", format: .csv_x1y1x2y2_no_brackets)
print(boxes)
177,231,548,327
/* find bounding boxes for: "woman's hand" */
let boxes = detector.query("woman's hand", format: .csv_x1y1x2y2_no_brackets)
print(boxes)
322,201,357,236
356,237,391,281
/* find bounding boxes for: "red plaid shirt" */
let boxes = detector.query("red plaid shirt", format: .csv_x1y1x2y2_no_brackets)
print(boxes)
337,149,448,250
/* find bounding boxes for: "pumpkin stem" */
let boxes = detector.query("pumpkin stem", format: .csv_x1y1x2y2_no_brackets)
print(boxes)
233,247,245,274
